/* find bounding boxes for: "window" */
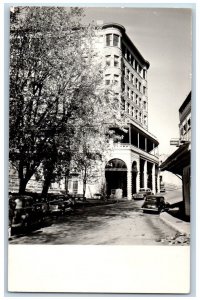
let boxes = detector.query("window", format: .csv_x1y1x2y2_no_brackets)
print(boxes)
122,43,126,56
127,86,130,97
188,118,191,128
136,94,138,105
131,106,134,117
135,61,138,71
143,86,146,95
143,101,147,110
135,109,138,119
114,74,119,85
139,98,142,107
127,69,130,79
139,112,142,122
73,180,78,194
106,34,112,46
144,115,147,125
138,82,141,92
127,103,130,114
114,55,119,67
180,127,184,136
105,74,110,85
131,91,134,100
135,78,138,89
105,55,111,66
113,34,119,47
121,99,125,110
143,69,146,79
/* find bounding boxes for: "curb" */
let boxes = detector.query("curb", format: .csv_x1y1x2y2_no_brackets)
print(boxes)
160,212,190,236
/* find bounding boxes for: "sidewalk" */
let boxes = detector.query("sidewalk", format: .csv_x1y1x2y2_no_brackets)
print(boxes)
134,199,190,236
160,211,190,236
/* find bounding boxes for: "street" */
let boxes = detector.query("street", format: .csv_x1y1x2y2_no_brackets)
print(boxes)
9,195,187,245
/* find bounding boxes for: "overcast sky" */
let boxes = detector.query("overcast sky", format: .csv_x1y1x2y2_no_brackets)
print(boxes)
82,7,192,155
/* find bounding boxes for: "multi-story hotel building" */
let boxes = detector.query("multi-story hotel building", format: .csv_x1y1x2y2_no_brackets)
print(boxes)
98,23,159,200
67,23,160,200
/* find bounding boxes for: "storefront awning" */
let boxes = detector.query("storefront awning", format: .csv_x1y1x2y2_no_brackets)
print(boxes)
160,142,191,176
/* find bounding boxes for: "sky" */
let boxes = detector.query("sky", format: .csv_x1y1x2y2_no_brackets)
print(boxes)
82,7,192,155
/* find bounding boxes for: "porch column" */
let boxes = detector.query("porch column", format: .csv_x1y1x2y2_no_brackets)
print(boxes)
152,163,156,194
129,124,131,145
137,133,140,148
157,166,160,193
145,138,147,152
127,168,132,200
144,160,147,189
136,164,140,193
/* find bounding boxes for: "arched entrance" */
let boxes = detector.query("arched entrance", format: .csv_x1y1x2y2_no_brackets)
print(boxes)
105,159,127,198
132,161,138,194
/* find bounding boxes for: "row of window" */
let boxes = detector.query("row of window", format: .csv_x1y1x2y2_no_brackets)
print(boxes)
104,34,147,80
122,43,146,79
180,117,191,136
123,67,147,94
105,74,120,86
124,85,147,109
106,34,120,48
105,55,120,68
121,99,148,125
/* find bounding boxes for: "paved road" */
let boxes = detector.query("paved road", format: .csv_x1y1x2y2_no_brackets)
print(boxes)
9,200,180,245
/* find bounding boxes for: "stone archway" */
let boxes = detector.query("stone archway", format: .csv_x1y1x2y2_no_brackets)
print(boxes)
105,158,127,198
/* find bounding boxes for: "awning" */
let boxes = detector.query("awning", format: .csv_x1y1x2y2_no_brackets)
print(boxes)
160,142,191,176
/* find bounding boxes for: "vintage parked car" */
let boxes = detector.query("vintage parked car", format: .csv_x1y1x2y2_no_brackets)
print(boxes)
141,195,170,213
48,194,74,215
133,188,153,200
9,195,44,235
160,187,166,193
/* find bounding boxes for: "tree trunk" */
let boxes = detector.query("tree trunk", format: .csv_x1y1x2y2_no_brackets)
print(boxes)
41,176,52,198
83,166,87,199
19,177,29,194
18,160,34,194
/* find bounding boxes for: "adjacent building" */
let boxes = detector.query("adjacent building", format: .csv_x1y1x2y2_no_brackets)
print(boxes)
160,91,191,217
